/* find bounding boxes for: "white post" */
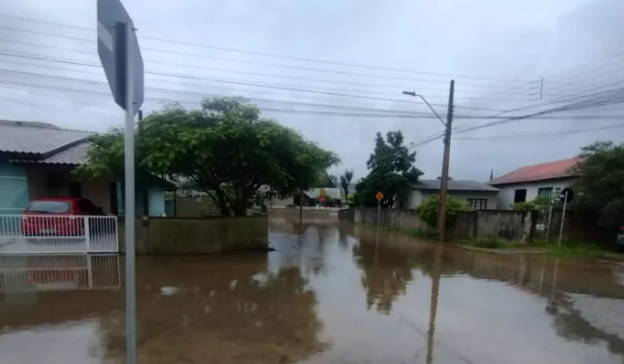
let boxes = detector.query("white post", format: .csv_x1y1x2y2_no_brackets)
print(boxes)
87,254,94,289
122,22,138,364
557,191,568,247
84,216,91,253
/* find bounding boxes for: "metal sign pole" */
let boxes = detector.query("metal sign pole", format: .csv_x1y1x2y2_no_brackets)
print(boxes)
557,191,568,247
122,22,137,364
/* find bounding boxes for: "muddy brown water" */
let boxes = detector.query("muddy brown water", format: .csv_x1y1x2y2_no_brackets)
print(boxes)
2,222,624,364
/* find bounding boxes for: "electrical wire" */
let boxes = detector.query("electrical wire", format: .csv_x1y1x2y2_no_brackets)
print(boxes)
0,56,507,111
0,12,531,84
0,40,536,96
453,122,624,140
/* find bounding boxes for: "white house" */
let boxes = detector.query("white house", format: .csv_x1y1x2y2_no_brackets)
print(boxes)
399,179,500,210
489,157,578,209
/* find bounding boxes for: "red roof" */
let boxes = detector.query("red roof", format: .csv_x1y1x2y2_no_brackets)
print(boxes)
489,158,579,186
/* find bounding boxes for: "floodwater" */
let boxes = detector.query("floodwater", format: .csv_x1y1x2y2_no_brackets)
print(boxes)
2,222,624,364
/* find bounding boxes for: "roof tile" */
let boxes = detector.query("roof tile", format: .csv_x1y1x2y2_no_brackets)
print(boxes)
0,120,91,155
409,179,499,192
489,158,579,186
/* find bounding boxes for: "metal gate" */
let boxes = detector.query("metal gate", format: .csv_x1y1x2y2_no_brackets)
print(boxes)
535,205,553,238
0,215,118,254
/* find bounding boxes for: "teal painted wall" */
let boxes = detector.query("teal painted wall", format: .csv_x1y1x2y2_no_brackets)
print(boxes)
116,182,166,217
148,187,165,216
0,163,29,214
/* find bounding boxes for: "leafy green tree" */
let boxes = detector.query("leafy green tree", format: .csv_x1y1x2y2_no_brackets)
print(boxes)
77,97,339,216
314,172,338,187
511,197,551,211
572,141,624,226
340,169,354,201
416,194,465,228
354,131,422,207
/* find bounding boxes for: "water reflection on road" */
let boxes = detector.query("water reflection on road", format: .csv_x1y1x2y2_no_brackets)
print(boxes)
2,221,624,363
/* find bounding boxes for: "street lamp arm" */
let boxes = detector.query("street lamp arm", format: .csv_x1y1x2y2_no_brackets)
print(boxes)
403,90,446,126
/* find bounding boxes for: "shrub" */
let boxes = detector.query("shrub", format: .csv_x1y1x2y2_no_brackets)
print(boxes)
416,194,465,228
511,197,552,210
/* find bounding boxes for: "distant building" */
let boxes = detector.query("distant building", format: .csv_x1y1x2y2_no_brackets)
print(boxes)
489,158,578,209
399,179,500,210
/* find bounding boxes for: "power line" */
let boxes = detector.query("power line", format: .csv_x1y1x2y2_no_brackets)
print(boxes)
0,57,506,111
0,12,530,84
0,24,530,88
0,39,536,97
453,122,624,140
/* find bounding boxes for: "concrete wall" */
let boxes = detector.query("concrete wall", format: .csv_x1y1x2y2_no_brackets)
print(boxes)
494,178,572,209
270,196,293,207
119,216,269,254
340,208,536,242
352,207,428,232
269,207,339,223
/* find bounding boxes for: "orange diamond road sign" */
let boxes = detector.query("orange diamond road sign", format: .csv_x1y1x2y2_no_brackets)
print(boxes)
376,192,384,201
320,189,326,197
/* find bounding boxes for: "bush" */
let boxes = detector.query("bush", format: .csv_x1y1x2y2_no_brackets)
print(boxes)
415,194,465,228
512,197,551,210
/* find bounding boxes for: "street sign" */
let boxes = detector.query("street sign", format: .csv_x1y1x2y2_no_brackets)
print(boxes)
97,0,144,115
319,196,326,203
560,188,574,203
376,192,384,201
97,2,143,364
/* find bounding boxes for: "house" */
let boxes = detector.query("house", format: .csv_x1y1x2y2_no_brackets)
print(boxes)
489,157,578,209
400,179,500,210
0,120,174,216
269,187,342,208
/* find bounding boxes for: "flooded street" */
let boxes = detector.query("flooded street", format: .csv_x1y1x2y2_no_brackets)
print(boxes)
2,222,624,363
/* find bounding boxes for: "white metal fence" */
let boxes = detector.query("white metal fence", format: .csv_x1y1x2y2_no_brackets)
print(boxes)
0,254,120,292
0,215,118,254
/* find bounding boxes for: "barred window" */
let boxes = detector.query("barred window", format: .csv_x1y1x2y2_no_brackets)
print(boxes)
468,198,487,210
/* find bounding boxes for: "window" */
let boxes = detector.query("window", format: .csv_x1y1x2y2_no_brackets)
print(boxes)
27,201,70,213
514,189,527,203
468,198,487,210
537,187,554,200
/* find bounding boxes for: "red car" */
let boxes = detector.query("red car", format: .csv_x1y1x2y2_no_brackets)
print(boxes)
21,197,104,236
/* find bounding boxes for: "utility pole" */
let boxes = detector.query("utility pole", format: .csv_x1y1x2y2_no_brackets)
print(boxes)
437,80,455,242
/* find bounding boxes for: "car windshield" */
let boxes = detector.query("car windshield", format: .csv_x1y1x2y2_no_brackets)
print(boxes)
27,201,71,213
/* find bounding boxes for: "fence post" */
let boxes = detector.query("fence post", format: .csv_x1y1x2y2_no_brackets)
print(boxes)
84,216,91,253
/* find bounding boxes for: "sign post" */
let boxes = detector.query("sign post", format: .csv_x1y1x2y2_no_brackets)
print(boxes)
557,188,573,247
97,1,144,364
375,192,384,229
319,189,326,205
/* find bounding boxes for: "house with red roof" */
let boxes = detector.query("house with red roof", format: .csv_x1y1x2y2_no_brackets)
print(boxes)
488,157,579,209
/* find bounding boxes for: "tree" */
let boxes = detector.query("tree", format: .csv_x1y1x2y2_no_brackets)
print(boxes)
572,141,624,226
354,131,422,207
76,97,339,216
340,169,354,201
415,194,465,229
314,172,337,187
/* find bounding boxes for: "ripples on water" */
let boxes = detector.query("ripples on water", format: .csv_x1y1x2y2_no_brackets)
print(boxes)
1,221,624,363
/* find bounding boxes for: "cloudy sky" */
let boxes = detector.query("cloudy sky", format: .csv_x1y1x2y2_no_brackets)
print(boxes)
0,0,623,182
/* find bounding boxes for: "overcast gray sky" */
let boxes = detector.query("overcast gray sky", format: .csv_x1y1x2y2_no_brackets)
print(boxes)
0,0,623,182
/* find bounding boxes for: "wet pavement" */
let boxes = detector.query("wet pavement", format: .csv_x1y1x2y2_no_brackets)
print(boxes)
2,222,624,363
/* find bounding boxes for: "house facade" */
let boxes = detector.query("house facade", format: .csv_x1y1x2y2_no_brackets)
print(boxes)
489,158,578,209
399,179,500,210
0,120,172,216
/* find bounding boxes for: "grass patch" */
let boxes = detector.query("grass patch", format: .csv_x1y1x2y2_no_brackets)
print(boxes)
542,240,619,259
456,238,546,250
